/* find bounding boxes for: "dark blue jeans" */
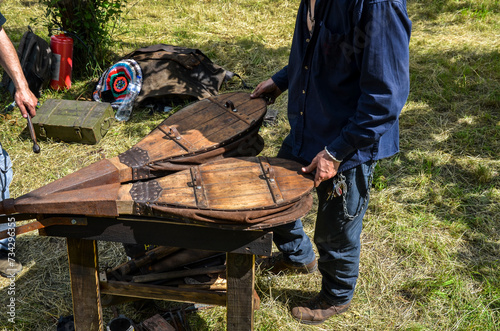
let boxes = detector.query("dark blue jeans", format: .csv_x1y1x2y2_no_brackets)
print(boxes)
274,138,375,305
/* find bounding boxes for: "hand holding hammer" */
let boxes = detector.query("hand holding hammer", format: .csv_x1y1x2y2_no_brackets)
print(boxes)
8,101,41,154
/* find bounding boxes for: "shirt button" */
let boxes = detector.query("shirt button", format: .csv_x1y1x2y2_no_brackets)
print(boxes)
304,66,308,70
300,112,304,116
302,90,306,94
306,38,310,43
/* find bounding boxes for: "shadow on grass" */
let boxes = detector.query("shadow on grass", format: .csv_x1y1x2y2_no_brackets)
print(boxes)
0,235,71,329
397,44,499,224
120,299,211,330
409,0,500,21
0,233,213,329
406,47,499,155
372,42,500,318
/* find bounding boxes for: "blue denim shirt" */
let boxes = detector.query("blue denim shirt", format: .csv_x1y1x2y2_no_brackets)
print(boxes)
272,0,411,172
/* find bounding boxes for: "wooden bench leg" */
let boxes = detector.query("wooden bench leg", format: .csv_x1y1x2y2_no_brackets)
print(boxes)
226,253,255,331
67,238,104,331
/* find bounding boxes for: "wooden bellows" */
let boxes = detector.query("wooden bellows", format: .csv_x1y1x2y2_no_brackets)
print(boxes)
0,92,314,229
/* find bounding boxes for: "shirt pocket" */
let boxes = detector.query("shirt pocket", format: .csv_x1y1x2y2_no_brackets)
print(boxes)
314,25,353,72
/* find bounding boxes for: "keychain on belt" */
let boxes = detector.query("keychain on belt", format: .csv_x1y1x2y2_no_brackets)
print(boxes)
326,173,347,200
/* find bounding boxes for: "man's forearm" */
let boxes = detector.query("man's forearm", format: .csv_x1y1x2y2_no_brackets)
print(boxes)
0,27,29,91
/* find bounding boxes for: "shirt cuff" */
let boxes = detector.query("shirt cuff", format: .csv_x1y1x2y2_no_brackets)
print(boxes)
324,147,343,163
326,137,354,162
271,66,289,92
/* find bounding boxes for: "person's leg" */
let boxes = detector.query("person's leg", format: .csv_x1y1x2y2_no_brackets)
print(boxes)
263,135,316,268
291,161,375,324
0,145,13,252
0,238,8,252
270,219,316,266
0,146,22,277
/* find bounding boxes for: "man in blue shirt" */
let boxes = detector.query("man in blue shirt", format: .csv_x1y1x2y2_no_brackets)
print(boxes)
251,0,411,325
0,11,38,278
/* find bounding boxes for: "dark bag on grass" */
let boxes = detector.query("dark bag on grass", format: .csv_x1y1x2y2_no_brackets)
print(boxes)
123,44,229,105
1,27,55,98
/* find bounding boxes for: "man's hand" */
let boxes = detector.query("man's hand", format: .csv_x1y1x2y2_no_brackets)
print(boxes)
14,87,37,118
302,150,341,187
250,78,282,105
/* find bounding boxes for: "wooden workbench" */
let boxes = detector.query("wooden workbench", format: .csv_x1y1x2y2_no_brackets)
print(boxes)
39,214,273,331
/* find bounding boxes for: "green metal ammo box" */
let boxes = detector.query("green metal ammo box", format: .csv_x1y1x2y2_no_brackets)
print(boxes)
32,99,115,145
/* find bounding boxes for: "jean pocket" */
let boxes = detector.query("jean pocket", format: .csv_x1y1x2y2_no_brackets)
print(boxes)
341,162,376,220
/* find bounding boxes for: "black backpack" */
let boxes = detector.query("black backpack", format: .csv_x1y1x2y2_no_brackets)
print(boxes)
1,27,55,98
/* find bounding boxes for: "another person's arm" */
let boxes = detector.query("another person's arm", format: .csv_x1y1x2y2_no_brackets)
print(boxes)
0,27,37,118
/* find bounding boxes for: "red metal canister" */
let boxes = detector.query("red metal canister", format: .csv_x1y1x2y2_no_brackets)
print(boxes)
50,34,73,90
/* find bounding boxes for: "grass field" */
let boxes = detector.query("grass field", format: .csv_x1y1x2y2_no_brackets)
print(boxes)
0,0,499,330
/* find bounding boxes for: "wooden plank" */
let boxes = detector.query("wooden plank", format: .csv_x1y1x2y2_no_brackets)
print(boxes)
108,157,134,184
135,92,266,156
157,189,197,206
101,294,142,307
100,281,227,306
174,107,231,132
204,180,271,201
66,238,104,331
157,172,193,189
201,164,263,183
226,253,255,331
151,161,275,209
236,101,267,118
134,133,186,161
133,264,226,283
210,93,265,126
164,99,213,124
222,100,267,124
0,217,87,239
200,120,250,146
202,194,274,210
44,217,274,256
18,159,120,197
14,183,120,217
200,161,274,209
110,246,181,276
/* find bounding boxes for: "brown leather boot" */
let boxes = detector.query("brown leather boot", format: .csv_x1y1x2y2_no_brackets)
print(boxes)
291,294,350,325
257,252,317,274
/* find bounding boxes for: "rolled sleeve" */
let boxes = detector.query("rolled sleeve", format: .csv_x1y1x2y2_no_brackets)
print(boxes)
0,13,6,27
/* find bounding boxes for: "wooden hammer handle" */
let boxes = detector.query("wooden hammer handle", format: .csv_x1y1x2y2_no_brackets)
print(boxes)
26,115,40,153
